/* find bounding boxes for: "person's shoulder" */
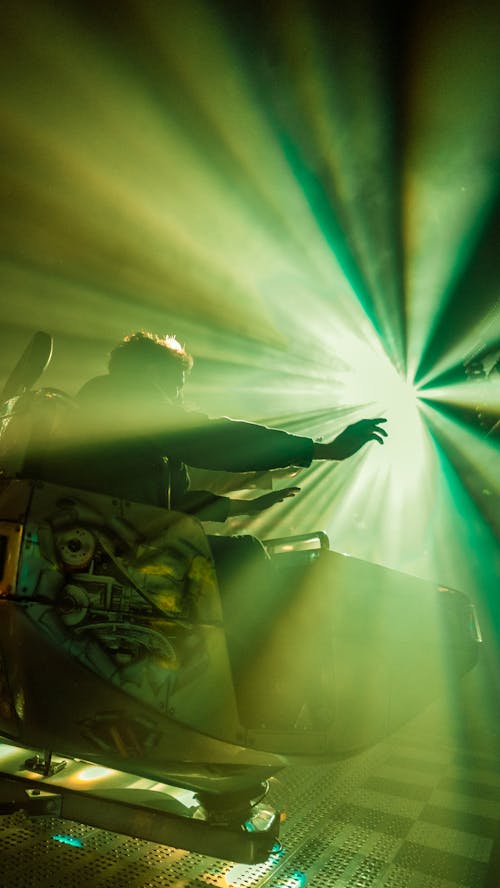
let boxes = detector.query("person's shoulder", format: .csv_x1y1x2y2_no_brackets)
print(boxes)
77,374,115,403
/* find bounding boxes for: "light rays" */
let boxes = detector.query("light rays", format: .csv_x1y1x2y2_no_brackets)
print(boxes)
403,2,500,379
416,297,500,389
267,0,405,366
0,0,498,614
423,377,500,430
0,0,498,787
420,400,500,503
1,0,373,354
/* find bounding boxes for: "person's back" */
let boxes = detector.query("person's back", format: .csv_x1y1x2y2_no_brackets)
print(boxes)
68,370,175,507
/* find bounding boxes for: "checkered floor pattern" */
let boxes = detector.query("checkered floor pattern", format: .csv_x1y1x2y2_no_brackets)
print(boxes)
1,694,499,888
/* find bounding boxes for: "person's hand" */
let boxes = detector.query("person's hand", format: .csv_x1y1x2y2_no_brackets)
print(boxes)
313,418,388,461
228,487,300,516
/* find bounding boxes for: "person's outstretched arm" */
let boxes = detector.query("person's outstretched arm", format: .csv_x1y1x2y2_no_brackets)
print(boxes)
158,411,388,473
227,486,301,517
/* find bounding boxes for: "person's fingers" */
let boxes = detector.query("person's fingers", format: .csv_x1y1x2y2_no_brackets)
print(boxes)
357,419,388,439
277,488,300,499
371,433,385,444
255,487,300,508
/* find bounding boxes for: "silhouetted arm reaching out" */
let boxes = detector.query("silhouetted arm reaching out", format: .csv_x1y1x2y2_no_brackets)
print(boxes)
228,486,301,517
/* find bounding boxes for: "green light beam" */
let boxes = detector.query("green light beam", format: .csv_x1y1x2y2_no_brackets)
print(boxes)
403,2,500,378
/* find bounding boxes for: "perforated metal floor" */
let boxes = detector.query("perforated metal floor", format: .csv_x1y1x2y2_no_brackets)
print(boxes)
1,683,499,888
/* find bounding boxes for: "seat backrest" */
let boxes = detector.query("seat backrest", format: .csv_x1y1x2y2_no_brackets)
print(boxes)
0,387,76,481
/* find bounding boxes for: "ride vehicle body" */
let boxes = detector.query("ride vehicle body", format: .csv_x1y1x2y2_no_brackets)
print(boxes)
0,333,481,861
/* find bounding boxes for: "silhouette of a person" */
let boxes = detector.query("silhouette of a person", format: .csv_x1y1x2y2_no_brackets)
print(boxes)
67,331,387,521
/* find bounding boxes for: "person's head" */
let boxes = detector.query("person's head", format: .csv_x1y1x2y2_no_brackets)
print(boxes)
108,331,193,399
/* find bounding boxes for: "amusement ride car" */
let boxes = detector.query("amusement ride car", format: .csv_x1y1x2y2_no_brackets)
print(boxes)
0,333,481,862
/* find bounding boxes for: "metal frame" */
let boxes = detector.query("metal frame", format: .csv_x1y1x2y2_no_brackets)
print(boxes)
0,741,279,863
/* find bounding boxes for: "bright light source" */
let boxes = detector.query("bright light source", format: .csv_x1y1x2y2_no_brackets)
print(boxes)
331,338,424,469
